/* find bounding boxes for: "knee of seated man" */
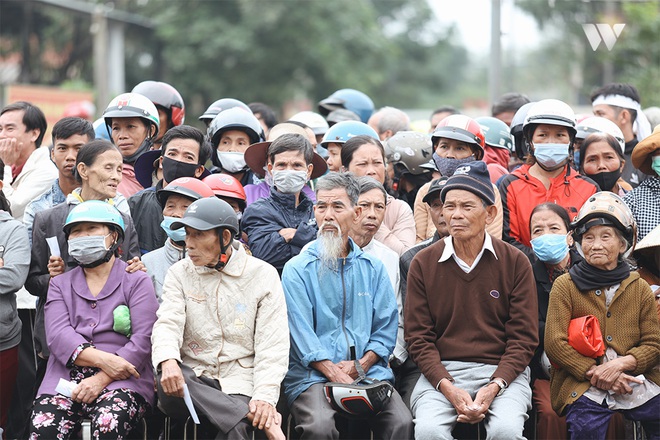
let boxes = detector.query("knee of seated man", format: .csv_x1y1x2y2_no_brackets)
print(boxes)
414,417,453,440
294,410,337,438
486,416,525,439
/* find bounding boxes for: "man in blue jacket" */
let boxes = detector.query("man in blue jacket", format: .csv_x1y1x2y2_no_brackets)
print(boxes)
242,133,318,273
281,172,413,439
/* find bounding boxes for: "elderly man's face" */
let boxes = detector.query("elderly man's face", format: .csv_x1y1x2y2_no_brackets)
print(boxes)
355,188,386,241
314,188,359,240
427,195,449,237
184,227,221,267
442,189,494,240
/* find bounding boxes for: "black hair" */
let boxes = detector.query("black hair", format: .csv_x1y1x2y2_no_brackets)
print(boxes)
590,83,641,123
249,102,278,129
0,159,11,214
161,125,211,166
1,101,47,148
529,202,571,234
51,117,95,146
74,140,121,183
492,93,530,117
579,132,624,172
430,106,459,119
341,135,385,169
268,133,313,165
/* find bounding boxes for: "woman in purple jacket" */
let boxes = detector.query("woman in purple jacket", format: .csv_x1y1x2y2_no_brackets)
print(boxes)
29,201,158,439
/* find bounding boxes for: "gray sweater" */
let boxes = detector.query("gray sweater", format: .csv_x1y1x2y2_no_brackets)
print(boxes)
0,211,30,350
142,239,184,303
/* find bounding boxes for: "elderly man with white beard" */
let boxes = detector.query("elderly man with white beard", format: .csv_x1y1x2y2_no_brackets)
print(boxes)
281,172,413,439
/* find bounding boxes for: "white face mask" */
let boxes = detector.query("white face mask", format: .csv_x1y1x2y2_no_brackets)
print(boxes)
68,233,113,267
217,151,247,174
273,169,308,194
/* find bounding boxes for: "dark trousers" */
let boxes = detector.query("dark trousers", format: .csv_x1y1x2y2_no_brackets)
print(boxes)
157,363,252,440
393,357,421,410
566,394,660,440
289,382,413,440
0,345,18,437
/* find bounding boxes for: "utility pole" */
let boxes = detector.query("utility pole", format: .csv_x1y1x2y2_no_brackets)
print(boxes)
489,0,502,108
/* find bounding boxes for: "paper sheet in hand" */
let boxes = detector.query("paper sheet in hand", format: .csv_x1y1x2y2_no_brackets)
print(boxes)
46,237,61,258
183,384,200,424
55,378,77,398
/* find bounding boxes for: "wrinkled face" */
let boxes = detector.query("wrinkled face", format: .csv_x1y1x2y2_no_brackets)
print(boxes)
68,222,116,249
582,140,623,175
531,124,570,145
346,143,385,184
184,227,221,267
162,194,193,219
326,143,342,172
78,149,123,200
52,134,90,178
530,208,569,239
111,117,151,157
580,225,627,271
434,138,474,160
314,188,360,239
356,188,386,240
442,189,493,240
217,130,251,153
428,195,449,237
0,110,39,151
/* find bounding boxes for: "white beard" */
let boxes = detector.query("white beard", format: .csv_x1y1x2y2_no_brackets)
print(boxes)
317,222,344,272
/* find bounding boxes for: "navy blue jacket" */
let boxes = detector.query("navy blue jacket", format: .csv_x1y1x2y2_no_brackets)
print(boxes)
241,187,317,273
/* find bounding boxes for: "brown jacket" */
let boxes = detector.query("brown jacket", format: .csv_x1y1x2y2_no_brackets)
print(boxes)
545,272,660,415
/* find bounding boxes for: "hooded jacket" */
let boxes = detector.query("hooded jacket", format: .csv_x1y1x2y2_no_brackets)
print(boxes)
281,238,397,406
0,211,30,350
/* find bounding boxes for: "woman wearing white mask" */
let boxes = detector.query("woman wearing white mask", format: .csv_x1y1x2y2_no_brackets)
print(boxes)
208,107,264,186
498,99,599,258
29,201,158,439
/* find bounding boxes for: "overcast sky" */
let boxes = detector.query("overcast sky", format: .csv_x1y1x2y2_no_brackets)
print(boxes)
428,0,541,55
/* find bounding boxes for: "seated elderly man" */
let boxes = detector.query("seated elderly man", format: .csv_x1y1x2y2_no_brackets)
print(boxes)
404,161,538,440
151,197,289,440
281,172,413,439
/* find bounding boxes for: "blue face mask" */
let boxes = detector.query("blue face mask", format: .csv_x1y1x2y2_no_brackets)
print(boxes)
432,152,475,177
652,156,660,177
530,233,569,264
533,143,570,171
160,216,186,243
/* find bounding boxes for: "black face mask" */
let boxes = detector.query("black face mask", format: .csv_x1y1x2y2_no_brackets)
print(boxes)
162,156,200,184
587,169,622,192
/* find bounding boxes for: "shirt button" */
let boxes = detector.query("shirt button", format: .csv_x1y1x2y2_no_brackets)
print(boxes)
90,323,96,328
607,312,611,318
91,302,97,309
571,391,577,397
595,290,602,296
606,335,612,342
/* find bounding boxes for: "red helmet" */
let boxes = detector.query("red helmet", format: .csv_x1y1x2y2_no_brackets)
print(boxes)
156,177,214,208
132,81,185,126
203,173,247,211
431,114,485,160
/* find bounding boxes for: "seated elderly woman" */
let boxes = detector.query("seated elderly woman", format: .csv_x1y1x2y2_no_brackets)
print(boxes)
29,201,158,439
545,192,660,440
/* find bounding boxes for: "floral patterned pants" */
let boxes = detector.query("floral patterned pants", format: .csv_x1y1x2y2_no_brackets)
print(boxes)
29,389,148,439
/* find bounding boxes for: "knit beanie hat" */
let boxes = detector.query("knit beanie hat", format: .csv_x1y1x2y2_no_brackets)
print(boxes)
440,160,495,206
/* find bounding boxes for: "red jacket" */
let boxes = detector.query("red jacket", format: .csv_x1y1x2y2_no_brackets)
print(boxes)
498,164,598,250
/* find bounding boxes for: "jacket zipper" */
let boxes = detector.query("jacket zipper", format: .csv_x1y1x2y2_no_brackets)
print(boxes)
340,257,351,359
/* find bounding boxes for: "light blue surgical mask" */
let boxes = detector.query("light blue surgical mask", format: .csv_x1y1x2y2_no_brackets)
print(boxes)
533,143,570,170
652,156,660,177
160,216,186,243
530,233,569,264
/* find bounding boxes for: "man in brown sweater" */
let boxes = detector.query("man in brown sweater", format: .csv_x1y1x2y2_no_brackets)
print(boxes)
404,161,538,439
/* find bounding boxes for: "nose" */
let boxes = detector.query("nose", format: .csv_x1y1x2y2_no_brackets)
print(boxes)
366,206,376,219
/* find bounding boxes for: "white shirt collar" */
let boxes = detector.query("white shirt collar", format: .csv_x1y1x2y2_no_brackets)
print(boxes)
439,233,498,273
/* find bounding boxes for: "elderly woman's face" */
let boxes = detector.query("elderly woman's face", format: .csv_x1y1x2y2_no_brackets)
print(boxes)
79,149,123,200
346,143,385,184
68,222,115,249
581,225,627,271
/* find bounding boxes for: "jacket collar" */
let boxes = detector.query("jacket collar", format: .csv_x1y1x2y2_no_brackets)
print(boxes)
71,258,127,301
270,186,312,210
190,242,247,277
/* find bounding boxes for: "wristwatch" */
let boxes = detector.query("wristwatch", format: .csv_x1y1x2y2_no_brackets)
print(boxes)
488,378,507,396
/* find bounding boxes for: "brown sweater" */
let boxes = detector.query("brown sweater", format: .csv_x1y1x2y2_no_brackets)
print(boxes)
545,271,660,415
404,236,538,387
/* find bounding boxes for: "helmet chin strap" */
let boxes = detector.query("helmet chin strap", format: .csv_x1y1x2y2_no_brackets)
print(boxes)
213,228,230,271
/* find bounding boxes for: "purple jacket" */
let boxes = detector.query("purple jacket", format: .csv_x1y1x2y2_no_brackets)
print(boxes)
244,181,316,207
38,259,159,404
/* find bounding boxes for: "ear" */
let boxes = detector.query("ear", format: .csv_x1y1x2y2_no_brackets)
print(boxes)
76,162,87,180
267,162,274,174
306,163,313,180
222,229,233,247
194,164,204,178
619,159,625,173
484,204,497,226
566,233,574,247
353,205,363,224
158,156,164,170
28,128,40,144
0,179,4,192
619,109,631,126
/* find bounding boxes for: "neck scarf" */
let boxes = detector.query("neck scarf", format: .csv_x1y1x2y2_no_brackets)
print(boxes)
568,258,630,291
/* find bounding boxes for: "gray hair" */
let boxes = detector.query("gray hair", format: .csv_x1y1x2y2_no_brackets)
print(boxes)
375,106,410,136
315,172,360,206
356,176,387,202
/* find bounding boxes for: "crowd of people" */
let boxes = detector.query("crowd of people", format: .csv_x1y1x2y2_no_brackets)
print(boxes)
0,81,659,440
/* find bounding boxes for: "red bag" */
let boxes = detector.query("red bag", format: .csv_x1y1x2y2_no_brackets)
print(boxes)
568,315,605,358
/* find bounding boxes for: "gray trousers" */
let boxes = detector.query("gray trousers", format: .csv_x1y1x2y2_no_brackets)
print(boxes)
410,361,532,440
157,363,251,440
289,382,414,440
